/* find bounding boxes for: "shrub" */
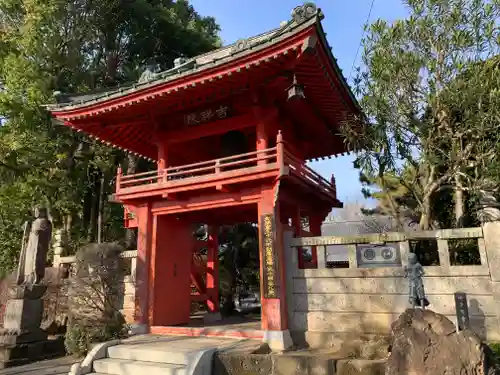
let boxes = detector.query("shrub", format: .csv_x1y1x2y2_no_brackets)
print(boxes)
65,312,127,357
65,243,129,357
64,324,91,357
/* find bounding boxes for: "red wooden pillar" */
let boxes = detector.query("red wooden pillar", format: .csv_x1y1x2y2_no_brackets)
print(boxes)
133,203,153,332
255,107,269,166
157,143,167,181
206,225,219,313
291,207,305,269
258,187,292,350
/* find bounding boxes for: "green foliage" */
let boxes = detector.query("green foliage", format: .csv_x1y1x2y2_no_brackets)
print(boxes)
64,324,90,357
192,223,260,315
218,223,259,294
65,313,127,357
347,0,500,229
489,342,500,363
0,0,221,274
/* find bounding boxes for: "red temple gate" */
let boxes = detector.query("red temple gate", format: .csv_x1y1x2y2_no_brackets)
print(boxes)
46,3,361,350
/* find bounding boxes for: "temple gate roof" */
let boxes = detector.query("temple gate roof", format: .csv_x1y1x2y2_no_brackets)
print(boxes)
46,2,362,161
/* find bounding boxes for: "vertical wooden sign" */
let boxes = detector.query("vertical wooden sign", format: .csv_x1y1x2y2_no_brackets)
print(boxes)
261,214,279,299
454,292,470,330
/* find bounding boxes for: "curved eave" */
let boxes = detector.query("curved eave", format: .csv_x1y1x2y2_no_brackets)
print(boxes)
48,18,320,121
61,120,157,161
314,19,363,116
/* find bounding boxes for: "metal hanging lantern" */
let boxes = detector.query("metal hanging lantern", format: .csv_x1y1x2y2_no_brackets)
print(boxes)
287,74,305,101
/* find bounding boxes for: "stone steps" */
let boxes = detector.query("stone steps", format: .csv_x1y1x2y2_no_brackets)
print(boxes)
107,342,205,365
93,358,187,375
73,335,251,375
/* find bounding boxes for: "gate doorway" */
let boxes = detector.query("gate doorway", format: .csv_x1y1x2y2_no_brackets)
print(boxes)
149,204,263,338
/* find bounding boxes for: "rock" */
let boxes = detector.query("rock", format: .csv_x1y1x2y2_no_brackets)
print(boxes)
359,337,390,360
386,308,498,375
336,359,386,375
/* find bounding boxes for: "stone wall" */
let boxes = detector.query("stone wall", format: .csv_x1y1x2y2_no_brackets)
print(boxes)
285,224,500,346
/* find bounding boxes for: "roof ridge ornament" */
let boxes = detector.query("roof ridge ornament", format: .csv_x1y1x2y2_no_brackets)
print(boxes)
138,63,159,83
231,39,249,54
52,91,70,104
163,58,197,77
291,2,318,24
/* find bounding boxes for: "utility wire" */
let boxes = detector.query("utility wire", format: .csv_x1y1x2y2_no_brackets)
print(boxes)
348,0,376,82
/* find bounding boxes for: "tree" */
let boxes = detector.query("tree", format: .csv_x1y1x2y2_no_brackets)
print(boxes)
0,0,221,275
345,0,500,229
195,223,260,316
359,168,419,228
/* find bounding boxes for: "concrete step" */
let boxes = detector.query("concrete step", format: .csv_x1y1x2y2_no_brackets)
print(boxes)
93,358,187,375
107,337,232,366
108,342,212,366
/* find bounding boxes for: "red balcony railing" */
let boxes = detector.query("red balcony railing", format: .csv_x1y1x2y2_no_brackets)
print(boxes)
115,133,337,200
282,148,337,197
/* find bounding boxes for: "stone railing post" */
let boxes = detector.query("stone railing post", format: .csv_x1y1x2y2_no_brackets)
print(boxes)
482,221,500,337
52,229,66,268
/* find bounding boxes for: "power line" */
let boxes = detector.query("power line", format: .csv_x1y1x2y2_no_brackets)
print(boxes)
348,0,376,82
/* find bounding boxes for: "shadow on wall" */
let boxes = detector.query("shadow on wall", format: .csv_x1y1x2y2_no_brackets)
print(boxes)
289,272,401,354
469,298,486,339
290,270,493,351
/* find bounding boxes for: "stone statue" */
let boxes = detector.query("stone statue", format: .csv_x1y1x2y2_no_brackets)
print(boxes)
404,253,429,309
16,207,52,286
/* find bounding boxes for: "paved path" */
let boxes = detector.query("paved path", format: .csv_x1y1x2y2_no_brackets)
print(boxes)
0,357,78,375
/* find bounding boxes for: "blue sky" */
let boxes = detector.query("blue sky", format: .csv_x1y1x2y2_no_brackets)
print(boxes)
189,0,409,204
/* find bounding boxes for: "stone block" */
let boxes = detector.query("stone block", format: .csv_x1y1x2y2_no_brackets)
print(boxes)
4,299,43,331
291,312,500,341
483,222,500,281
0,329,47,345
213,353,272,375
273,355,336,375
290,331,390,359
293,276,492,295
293,293,497,316
0,336,65,369
336,359,386,375
263,330,293,352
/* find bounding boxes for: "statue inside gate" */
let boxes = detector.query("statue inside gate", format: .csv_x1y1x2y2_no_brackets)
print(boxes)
16,207,53,286
404,253,430,309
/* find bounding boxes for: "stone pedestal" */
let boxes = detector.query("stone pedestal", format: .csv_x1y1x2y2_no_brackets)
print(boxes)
0,284,64,368
4,299,44,331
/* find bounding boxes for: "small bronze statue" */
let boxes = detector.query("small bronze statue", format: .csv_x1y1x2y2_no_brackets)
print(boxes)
404,253,430,309
16,207,52,286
